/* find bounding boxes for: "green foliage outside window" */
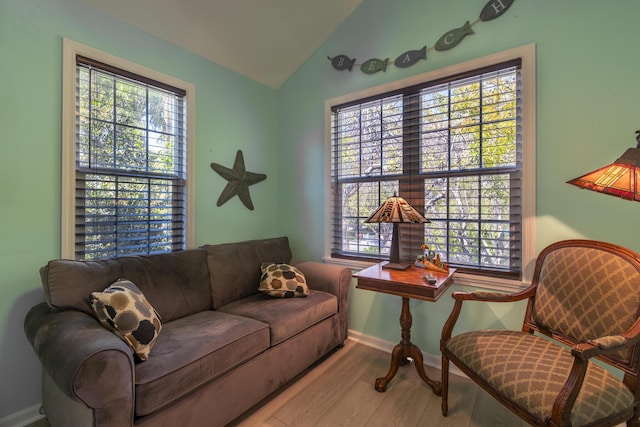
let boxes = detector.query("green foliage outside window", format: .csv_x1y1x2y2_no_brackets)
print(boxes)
331,65,521,275
75,64,186,259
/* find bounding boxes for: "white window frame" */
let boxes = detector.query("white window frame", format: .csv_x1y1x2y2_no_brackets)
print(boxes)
324,44,536,292
61,38,196,258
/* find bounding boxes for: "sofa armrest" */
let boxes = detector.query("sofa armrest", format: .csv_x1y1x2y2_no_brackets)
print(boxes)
294,261,351,311
295,261,351,344
24,302,135,427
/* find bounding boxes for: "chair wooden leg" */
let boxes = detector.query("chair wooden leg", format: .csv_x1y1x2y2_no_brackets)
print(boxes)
441,355,450,416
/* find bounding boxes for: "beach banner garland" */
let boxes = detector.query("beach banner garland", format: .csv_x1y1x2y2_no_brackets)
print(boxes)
328,0,514,74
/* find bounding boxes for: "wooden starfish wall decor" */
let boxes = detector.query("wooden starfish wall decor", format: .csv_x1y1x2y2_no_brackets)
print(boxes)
210,150,266,210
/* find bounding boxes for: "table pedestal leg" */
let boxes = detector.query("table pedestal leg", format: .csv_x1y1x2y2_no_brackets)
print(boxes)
374,297,442,396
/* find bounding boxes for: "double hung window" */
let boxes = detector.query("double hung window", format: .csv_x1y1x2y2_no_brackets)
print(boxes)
328,46,535,286
62,40,195,260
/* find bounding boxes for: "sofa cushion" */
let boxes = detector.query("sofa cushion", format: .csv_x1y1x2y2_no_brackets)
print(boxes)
41,249,212,323
218,290,337,346
90,279,162,361
134,310,269,416
203,236,292,309
259,263,309,298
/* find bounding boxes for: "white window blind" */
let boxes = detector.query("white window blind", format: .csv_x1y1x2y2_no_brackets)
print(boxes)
73,56,188,259
330,60,523,279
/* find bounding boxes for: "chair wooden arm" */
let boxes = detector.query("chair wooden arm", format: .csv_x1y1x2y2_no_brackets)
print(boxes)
452,286,536,302
550,317,640,426
549,355,589,426
574,316,640,361
441,286,536,346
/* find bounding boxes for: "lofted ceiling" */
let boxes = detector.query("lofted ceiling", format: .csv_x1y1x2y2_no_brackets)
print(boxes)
76,0,363,88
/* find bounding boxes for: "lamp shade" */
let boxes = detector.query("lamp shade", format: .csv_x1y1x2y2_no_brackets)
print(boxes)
365,195,430,224
567,131,640,201
365,195,429,270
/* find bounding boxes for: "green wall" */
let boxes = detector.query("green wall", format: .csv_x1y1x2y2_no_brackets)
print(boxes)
0,0,280,419
3,0,640,421
277,0,640,371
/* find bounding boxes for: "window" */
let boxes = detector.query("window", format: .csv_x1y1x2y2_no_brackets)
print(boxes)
62,39,195,259
326,45,536,289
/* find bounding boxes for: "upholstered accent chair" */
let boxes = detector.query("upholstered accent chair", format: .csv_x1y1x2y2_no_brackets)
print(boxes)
440,240,640,427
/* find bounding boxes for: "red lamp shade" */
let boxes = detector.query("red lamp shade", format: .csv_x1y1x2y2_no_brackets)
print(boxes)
567,131,640,201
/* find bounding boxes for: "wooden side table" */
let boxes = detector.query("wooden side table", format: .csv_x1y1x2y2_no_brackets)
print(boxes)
354,262,456,395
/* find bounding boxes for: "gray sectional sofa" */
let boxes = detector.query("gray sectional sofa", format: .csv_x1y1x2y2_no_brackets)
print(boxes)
24,237,351,427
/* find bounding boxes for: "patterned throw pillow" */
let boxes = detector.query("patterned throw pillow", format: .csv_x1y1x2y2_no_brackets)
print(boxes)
259,263,309,298
90,279,162,361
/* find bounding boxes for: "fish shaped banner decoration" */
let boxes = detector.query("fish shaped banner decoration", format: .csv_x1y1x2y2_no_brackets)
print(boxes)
394,46,427,68
435,21,474,51
328,0,516,74
361,58,389,74
480,0,515,21
329,55,356,71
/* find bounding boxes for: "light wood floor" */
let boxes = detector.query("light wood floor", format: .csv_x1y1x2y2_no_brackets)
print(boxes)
29,339,534,427
229,339,529,427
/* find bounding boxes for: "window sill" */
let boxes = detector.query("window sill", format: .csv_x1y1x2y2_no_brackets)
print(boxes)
323,256,528,293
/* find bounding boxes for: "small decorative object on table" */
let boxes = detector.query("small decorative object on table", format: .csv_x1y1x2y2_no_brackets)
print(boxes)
415,244,449,274
423,274,437,284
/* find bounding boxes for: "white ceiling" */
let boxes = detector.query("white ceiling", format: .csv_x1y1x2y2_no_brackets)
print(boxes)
76,0,363,88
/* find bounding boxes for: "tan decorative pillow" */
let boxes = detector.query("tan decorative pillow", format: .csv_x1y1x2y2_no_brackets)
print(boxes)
90,279,162,361
259,263,309,298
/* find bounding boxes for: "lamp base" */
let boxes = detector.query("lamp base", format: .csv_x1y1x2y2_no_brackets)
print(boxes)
382,261,412,270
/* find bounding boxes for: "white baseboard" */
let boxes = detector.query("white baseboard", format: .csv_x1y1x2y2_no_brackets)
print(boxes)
347,329,468,379
0,404,44,427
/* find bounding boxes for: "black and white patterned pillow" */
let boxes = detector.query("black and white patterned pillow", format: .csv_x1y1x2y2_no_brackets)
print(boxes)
259,263,309,298
90,279,162,361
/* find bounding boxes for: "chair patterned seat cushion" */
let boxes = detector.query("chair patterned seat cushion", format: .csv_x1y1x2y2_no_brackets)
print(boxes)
446,329,634,426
